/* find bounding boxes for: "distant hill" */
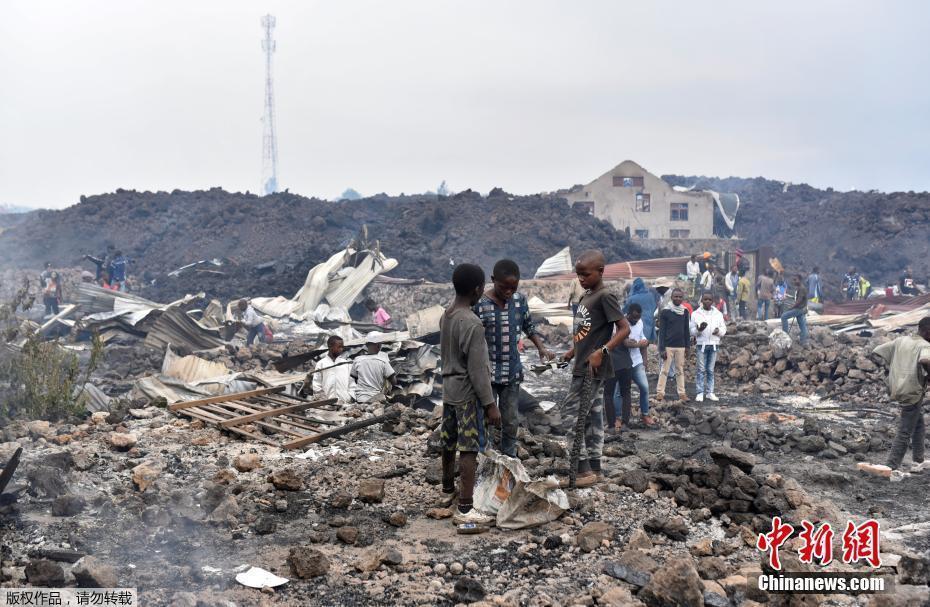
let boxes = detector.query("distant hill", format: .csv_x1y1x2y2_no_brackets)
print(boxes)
664,174,930,292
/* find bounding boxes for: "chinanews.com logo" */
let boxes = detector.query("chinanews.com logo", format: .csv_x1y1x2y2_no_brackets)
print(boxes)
755,516,892,594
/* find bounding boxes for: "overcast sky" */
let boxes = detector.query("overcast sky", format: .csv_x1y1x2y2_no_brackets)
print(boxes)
2,1,929,209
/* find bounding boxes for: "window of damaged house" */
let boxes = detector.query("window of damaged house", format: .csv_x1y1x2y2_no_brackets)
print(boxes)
669,229,690,239
573,200,595,216
670,202,689,221
613,176,644,187
634,229,649,239
635,193,651,212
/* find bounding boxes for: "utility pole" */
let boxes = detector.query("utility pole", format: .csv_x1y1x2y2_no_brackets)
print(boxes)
261,14,279,195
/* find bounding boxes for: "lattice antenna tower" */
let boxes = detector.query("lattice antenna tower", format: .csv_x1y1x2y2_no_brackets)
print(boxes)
261,14,279,195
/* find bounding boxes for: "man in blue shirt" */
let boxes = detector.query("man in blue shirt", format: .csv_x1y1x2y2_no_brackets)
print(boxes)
108,251,130,292
474,259,553,458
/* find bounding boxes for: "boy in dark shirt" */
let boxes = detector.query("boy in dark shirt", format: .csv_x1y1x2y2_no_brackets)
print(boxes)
656,288,691,402
439,263,502,525
560,250,630,487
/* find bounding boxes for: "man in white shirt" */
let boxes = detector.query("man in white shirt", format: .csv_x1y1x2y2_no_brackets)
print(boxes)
312,335,354,403
234,299,267,346
351,331,396,405
700,265,717,297
724,266,740,320
690,293,727,402
686,254,700,299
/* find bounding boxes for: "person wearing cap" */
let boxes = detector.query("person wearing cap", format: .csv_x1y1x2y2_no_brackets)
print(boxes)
351,331,396,405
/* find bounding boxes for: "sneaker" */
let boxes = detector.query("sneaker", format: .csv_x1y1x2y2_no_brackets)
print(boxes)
695,393,704,403
434,490,456,508
642,415,656,426
910,461,930,473
452,508,495,526
706,393,719,402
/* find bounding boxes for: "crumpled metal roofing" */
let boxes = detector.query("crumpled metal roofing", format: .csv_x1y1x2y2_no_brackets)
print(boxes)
250,246,398,320
823,293,930,316
534,246,573,278
143,307,226,352
161,347,232,384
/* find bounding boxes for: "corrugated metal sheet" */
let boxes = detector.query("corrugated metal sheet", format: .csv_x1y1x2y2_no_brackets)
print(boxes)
324,253,399,309
823,293,930,315
161,348,232,384
534,247,573,278
543,256,688,281
144,307,226,352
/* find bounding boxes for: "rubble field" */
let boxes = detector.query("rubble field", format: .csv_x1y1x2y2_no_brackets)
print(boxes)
3,275,930,607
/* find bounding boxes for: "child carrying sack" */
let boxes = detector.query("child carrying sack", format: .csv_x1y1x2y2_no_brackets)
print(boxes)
472,448,569,529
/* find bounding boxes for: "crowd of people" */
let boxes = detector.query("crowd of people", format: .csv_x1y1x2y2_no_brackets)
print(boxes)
428,252,930,527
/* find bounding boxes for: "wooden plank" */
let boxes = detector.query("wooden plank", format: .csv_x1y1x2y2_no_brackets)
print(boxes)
168,387,284,411
177,406,228,423
283,410,400,450
197,403,307,438
39,304,79,336
221,398,337,428
225,426,281,447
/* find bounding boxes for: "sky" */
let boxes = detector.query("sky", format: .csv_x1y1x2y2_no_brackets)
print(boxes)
2,1,929,209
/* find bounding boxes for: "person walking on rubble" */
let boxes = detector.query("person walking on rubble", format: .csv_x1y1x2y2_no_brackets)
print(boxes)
656,288,690,403
725,265,740,320
873,316,930,473
350,332,396,405
108,251,129,292
773,272,788,318
42,271,62,317
756,268,775,320
567,276,585,317
736,270,751,320
686,254,701,300
474,259,553,458
560,250,630,487
437,263,501,525
234,299,268,346
691,293,726,403
807,266,823,304
312,335,355,403
84,245,114,285
624,278,658,343
842,266,861,301
608,303,654,430
780,274,810,347
900,267,919,296
700,263,717,298
40,262,53,289
366,299,393,329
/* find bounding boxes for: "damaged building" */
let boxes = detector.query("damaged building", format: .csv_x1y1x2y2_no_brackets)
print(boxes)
561,160,740,240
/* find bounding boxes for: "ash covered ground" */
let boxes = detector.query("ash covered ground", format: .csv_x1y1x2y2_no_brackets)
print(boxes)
2,280,930,607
